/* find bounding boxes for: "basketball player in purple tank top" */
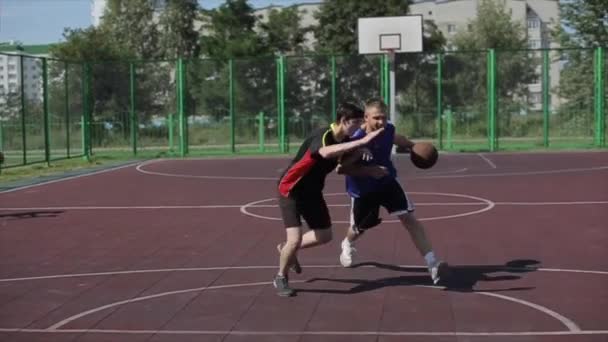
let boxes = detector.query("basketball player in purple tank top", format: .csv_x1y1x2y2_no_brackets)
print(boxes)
337,98,450,285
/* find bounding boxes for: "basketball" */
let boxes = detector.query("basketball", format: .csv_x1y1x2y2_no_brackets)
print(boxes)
410,142,438,169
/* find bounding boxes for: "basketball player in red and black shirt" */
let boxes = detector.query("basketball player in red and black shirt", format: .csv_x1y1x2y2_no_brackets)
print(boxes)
273,102,387,296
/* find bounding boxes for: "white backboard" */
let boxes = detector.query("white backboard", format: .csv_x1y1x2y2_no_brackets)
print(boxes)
358,15,423,54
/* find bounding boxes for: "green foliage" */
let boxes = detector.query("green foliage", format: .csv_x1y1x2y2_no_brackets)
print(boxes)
158,0,201,59
258,7,310,55
313,0,410,54
102,0,160,59
442,0,534,127
551,0,606,130
199,0,264,59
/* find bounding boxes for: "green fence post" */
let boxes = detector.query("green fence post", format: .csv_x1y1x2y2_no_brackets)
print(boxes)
437,53,443,149
595,47,605,147
177,58,187,157
277,55,287,153
42,58,51,165
20,55,27,164
542,49,550,147
168,113,174,153
229,58,235,153
276,58,282,152
446,106,453,149
331,55,337,122
383,54,390,106
82,63,92,161
129,62,137,156
380,55,385,102
487,49,497,151
281,56,288,152
258,111,265,152
64,62,71,157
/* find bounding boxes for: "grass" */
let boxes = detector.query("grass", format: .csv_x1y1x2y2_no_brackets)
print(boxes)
0,154,134,184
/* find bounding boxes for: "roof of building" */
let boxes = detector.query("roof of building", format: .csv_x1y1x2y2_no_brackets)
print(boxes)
0,44,54,55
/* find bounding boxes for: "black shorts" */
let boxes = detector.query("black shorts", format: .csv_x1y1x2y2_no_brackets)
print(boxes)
350,178,414,232
278,192,332,230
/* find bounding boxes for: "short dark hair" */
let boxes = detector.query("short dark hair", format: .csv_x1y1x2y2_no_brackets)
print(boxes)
364,98,388,113
336,102,364,123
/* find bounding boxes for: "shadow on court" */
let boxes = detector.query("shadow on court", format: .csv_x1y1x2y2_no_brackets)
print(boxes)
299,259,540,294
0,211,64,220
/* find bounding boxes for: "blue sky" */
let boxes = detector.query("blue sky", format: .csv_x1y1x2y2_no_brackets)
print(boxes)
0,0,320,45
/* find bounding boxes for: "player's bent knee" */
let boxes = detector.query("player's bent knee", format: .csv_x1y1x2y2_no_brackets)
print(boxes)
398,212,422,230
284,238,301,250
315,229,333,244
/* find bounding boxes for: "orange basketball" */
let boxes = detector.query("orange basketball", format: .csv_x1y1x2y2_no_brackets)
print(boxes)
410,142,438,169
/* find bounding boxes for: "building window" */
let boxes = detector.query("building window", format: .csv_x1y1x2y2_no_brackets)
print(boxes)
527,19,539,29
528,39,541,49
447,24,457,33
542,40,550,49
529,93,541,104
8,65,16,71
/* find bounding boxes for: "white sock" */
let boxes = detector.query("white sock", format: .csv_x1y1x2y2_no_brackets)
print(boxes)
424,251,438,267
342,238,351,246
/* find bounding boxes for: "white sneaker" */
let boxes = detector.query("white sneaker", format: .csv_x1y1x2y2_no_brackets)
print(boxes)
339,239,356,267
429,261,449,285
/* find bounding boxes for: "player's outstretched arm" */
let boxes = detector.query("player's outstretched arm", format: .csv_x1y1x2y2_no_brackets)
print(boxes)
336,164,388,179
394,133,415,153
318,127,384,159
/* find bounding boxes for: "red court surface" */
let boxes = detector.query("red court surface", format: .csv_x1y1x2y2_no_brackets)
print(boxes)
0,151,607,342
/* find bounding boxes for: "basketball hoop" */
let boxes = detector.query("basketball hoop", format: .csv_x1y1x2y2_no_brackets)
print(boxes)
381,48,397,63
358,15,423,134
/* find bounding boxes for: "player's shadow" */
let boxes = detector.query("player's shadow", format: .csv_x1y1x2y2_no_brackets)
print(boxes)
299,259,540,294
0,211,64,220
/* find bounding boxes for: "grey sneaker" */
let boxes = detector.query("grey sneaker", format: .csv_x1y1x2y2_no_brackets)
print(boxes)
277,242,302,274
430,261,450,285
273,275,295,297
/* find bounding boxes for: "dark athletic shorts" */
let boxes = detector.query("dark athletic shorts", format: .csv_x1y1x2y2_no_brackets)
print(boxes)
350,178,414,233
278,191,331,230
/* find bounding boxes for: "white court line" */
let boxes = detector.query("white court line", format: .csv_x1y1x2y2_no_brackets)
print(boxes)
478,292,580,331
136,158,608,181
418,165,608,179
1,328,607,336
1,200,607,212
47,279,580,331
478,153,497,169
0,202,491,211
239,192,496,223
1,264,607,283
0,162,140,194
136,162,276,180
496,201,608,205
47,280,307,330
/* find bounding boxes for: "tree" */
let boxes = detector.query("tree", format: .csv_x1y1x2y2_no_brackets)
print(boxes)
258,7,309,55
101,0,160,59
158,0,201,59
50,27,131,139
308,1,446,138
192,0,279,141
551,0,607,134
443,0,536,137
199,0,264,60
313,1,411,54
554,0,608,49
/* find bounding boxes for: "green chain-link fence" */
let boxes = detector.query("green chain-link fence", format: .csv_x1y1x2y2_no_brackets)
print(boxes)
1,47,606,170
